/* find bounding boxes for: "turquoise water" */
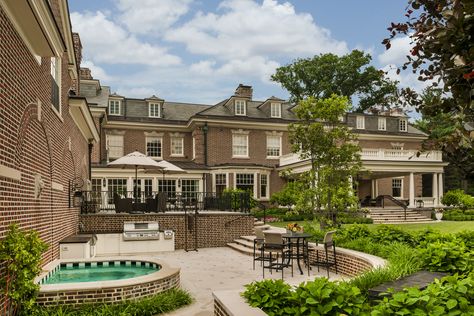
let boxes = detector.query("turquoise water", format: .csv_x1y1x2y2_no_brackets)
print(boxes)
44,263,159,284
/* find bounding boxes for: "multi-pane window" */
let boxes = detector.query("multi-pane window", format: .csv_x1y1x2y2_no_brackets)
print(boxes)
399,118,408,132
232,134,248,157
356,116,365,129
50,57,60,112
378,117,386,131
266,135,281,158
158,180,176,197
270,103,281,118
235,100,246,116
392,178,403,198
91,178,102,204
236,173,254,192
215,174,227,195
260,174,268,198
149,103,161,118
108,178,127,203
182,179,199,199
146,137,162,158
171,137,184,156
133,179,153,200
107,135,123,158
109,100,121,115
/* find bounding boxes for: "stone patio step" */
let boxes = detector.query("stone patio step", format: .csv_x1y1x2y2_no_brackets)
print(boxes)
233,238,256,248
227,242,255,256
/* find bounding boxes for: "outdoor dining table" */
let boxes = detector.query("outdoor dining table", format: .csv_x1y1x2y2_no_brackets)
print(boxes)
281,232,312,275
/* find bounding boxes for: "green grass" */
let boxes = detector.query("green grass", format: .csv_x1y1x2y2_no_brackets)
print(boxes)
269,220,474,233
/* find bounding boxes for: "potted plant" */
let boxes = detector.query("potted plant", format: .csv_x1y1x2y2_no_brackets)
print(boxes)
435,208,444,221
286,223,303,235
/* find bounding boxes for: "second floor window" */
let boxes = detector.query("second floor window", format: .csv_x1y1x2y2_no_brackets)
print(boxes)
356,116,365,129
232,134,248,157
235,100,246,116
107,135,123,158
109,100,121,115
149,103,161,118
171,137,184,156
266,135,281,158
146,137,162,158
270,103,281,118
399,118,407,132
378,117,386,131
50,57,60,113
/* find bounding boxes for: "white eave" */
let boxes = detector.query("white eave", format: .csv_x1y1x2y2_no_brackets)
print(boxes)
69,97,100,143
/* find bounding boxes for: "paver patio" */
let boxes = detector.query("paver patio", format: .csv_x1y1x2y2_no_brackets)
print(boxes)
158,247,343,316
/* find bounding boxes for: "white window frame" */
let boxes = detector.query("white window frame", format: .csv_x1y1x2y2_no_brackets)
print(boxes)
270,103,281,118
50,56,61,117
356,116,365,129
146,136,162,159
232,134,249,158
214,173,228,194
170,137,184,157
392,178,403,198
266,135,281,158
148,103,161,118
235,99,246,116
260,174,269,199
192,137,196,160
109,100,121,116
399,118,408,132
378,117,386,131
106,135,124,159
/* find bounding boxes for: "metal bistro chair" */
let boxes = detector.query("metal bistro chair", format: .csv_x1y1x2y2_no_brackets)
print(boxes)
253,227,270,269
311,230,338,278
262,231,293,279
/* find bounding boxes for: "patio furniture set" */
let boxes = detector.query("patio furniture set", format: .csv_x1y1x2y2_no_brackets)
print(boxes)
253,229,338,279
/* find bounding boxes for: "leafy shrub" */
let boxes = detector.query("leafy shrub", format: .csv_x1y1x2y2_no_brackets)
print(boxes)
443,208,474,221
33,288,192,316
441,189,466,206
371,225,414,245
371,273,474,315
242,279,293,316
270,181,303,211
419,240,473,274
334,224,371,244
456,230,474,250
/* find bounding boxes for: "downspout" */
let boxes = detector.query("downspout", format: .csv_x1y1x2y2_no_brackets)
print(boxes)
99,116,104,163
203,122,209,166
88,140,93,181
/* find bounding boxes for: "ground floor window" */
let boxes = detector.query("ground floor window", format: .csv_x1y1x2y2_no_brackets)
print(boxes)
133,178,153,199
260,174,268,198
422,174,433,197
91,178,102,203
236,173,254,193
392,178,403,198
215,174,227,196
158,180,176,197
108,178,127,203
182,179,199,199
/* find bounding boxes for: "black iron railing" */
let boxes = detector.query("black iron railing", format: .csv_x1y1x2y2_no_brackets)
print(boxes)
78,191,251,214
377,195,408,220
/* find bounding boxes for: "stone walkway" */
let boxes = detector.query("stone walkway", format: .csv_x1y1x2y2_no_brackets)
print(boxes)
157,247,344,316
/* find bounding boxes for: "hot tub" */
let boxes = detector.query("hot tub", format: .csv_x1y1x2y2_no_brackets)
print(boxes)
36,257,180,307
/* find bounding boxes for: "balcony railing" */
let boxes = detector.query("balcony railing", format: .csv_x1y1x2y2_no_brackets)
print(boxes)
279,149,443,167
78,191,251,214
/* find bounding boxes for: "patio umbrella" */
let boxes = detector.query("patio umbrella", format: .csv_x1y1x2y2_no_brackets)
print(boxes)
107,151,163,205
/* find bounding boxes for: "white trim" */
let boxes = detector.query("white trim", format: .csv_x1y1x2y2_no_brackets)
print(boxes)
148,103,161,118
356,116,365,129
270,103,281,118
378,117,386,131
51,181,64,191
266,134,282,159
0,164,21,181
391,177,404,199
146,136,163,159
234,99,246,116
232,134,249,158
399,118,408,132
108,100,122,116
170,136,184,157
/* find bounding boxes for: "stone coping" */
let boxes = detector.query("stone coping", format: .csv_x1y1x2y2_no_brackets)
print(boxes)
80,211,249,216
37,256,179,293
213,290,267,316
311,243,387,270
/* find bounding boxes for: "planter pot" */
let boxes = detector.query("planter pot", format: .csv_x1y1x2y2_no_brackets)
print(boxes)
435,212,443,221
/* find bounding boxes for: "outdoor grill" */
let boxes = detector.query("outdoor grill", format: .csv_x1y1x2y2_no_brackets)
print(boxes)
123,221,160,241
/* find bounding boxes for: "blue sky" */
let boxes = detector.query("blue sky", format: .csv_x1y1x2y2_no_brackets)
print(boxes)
69,0,424,105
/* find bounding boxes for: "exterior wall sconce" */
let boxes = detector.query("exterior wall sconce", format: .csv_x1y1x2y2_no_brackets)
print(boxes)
73,190,83,207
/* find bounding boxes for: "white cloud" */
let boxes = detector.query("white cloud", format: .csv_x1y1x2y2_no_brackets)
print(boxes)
71,11,181,66
382,64,429,93
117,0,192,35
378,35,412,66
165,0,348,60
190,60,217,75
80,60,113,81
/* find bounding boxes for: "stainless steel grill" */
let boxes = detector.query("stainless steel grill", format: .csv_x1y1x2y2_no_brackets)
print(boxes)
123,221,159,241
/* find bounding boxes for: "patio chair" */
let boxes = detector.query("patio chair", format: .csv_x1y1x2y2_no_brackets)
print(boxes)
262,231,293,279
253,227,269,269
310,230,338,278
146,196,158,213
115,197,132,213
157,192,167,212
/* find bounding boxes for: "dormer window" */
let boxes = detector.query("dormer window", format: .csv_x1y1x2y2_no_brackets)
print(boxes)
108,100,121,116
378,117,386,131
270,103,281,118
235,99,246,116
356,116,365,129
149,103,161,118
399,118,408,132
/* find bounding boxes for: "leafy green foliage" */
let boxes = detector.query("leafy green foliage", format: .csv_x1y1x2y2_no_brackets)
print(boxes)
270,181,303,211
419,241,473,274
222,188,256,210
32,288,192,316
370,225,415,246
242,279,293,316
443,208,474,221
0,224,48,315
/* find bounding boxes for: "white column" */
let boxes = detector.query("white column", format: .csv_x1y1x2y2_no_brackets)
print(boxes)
409,172,415,208
371,179,376,198
438,173,444,205
432,173,439,207
375,179,379,197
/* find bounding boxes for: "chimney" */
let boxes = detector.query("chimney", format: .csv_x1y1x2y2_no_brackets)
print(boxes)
80,67,93,80
234,84,253,99
72,32,82,67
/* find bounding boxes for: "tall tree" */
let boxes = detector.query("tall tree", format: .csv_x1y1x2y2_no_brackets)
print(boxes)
271,50,398,111
383,0,474,150
289,95,361,226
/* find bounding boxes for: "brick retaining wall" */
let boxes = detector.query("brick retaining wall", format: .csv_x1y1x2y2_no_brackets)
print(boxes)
80,212,254,249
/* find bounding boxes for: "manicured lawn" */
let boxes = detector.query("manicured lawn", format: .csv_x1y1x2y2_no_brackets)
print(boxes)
269,220,474,233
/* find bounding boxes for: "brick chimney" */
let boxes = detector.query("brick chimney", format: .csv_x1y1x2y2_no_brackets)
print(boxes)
72,32,82,67
80,68,93,80
234,84,253,99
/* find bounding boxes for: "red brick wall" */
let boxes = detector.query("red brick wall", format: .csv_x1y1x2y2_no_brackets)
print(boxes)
0,4,89,309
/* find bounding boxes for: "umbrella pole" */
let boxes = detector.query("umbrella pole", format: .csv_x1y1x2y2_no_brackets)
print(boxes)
135,165,138,209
